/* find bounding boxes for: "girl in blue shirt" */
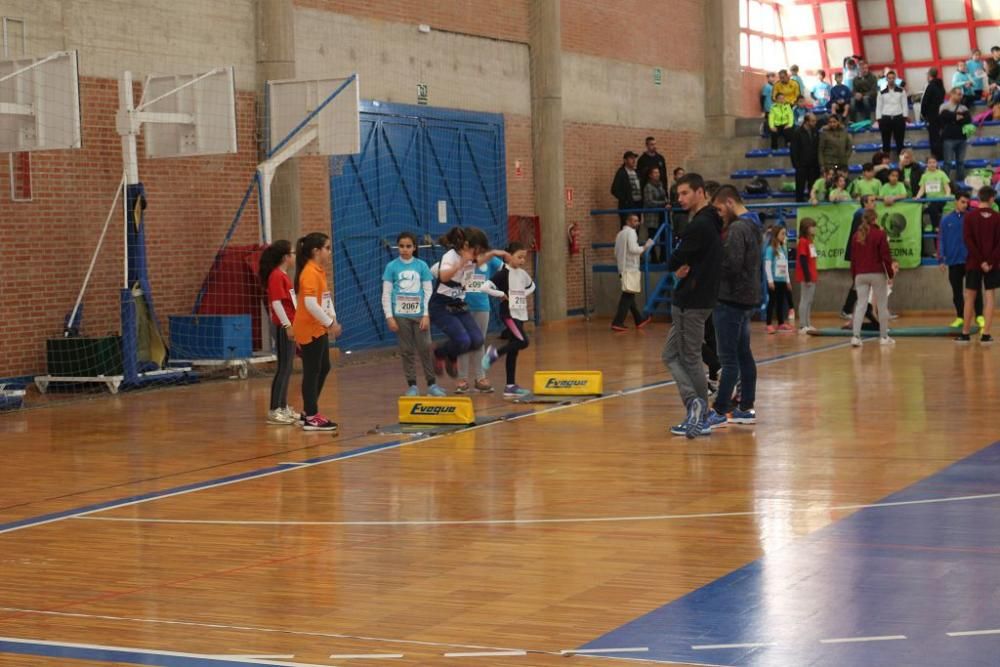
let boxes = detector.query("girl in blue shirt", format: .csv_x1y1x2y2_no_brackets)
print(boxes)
382,231,445,397
455,254,504,393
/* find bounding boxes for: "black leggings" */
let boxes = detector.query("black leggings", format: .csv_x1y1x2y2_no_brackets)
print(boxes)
300,333,331,417
269,325,295,411
496,318,529,386
702,316,720,381
767,282,790,325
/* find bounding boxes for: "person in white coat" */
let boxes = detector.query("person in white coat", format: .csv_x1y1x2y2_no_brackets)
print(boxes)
611,213,653,331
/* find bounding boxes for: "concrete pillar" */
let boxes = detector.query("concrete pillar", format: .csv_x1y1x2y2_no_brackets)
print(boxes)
529,0,567,321
256,0,301,244
703,0,742,139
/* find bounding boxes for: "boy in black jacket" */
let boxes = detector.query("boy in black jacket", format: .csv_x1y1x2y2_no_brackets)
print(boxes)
664,173,724,439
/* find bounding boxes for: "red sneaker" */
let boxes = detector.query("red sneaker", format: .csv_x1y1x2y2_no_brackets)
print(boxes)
636,317,652,329
611,324,628,332
302,414,339,432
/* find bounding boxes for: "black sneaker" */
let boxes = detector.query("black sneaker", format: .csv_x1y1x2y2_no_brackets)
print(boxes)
955,333,972,344
981,334,994,345
445,356,459,378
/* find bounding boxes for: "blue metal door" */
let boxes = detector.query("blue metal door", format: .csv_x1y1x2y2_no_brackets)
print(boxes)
330,102,507,351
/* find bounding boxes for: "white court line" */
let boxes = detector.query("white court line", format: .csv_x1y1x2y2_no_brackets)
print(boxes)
76,491,1000,528
947,628,1000,637
561,647,649,655
691,642,776,650
0,636,325,667
328,655,403,660
212,657,297,661
819,635,907,644
443,650,528,657
2,341,852,537
0,607,526,654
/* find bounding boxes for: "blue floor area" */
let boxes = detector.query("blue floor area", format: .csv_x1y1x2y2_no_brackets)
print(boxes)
580,441,1000,666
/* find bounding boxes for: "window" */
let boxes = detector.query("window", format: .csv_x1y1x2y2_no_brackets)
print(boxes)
739,0,789,71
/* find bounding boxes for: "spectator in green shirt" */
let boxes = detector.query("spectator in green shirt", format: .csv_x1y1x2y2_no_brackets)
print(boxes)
915,156,953,231
768,93,794,149
879,169,909,205
829,174,852,202
849,163,882,199
809,167,835,205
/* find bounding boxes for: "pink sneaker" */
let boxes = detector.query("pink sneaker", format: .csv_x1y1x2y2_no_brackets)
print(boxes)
766,325,777,334
779,323,795,332
303,414,339,432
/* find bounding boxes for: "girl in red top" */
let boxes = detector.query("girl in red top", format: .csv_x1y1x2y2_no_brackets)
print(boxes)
795,218,819,334
850,209,898,347
259,240,298,425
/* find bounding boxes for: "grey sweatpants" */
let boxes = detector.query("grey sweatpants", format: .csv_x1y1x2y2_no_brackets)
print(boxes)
396,316,436,384
798,282,816,328
853,273,889,338
662,305,713,408
457,310,491,380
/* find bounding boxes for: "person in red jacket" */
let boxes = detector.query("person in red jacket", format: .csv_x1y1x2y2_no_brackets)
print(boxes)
796,218,819,334
850,209,898,347
258,240,298,425
957,186,1000,343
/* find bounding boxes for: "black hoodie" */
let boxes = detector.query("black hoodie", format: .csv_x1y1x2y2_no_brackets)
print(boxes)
668,204,723,310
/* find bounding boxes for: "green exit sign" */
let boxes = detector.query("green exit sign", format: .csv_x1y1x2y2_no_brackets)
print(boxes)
653,67,663,86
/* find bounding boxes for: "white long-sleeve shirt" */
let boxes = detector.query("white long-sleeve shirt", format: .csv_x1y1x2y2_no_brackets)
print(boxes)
615,226,645,273
483,264,536,322
303,296,336,327
876,87,908,118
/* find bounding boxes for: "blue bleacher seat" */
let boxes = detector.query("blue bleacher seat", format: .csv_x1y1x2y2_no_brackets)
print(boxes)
965,159,990,169
772,147,791,156
848,164,863,173
772,192,796,199
743,192,770,199
912,139,931,150
992,158,1000,167
855,143,880,152
907,122,927,130
784,168,797,176
982,119,1000,127
972,136,1000,146
760,168,785,177
730,169,757,179
746,148,772,158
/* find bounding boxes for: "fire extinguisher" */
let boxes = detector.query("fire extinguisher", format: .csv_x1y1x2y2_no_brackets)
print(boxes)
567,222,580,255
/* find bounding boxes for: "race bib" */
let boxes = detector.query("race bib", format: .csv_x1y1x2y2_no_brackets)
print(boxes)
775,260,789,280
394,294,422,315
511,289,528,312
926,180,942,194
322,291,333,313
809,245,818,258
466,275,486,293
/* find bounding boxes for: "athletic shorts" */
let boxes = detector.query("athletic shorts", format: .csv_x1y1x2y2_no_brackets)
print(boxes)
965,269,1000,291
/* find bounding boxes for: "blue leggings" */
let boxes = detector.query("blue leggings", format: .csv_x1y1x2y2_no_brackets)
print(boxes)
429,298,484,360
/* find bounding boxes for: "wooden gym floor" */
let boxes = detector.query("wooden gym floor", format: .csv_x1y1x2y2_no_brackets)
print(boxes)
1,315,999,667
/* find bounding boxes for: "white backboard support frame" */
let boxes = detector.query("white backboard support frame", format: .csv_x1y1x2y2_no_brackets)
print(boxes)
258,73,360,242
0,50,81,153
141,67,238,159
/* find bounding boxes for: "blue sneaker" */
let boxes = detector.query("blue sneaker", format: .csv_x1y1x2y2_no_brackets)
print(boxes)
703,410,727,430
503,384,531,399
404,385,419,397
669,422,690,436
427,384,447,397
730,408,756,425
481,345,498,372
684,398,707,439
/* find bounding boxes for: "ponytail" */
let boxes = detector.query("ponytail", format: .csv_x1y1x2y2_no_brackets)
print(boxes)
437,225,491,254
294,232,330,293
854,209,878,246
258,240,292,289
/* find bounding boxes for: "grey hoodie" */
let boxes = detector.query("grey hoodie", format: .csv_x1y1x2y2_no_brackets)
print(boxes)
717,216,762,308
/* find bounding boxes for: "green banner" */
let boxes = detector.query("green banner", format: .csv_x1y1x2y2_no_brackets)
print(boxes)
795,202,923,270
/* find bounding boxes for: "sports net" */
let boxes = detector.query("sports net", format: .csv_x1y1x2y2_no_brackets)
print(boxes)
2,9,531,409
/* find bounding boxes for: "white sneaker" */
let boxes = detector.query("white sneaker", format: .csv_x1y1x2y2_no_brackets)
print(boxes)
267,409,296,425
798,327,810,335
851,336,863,347
880,336,895,346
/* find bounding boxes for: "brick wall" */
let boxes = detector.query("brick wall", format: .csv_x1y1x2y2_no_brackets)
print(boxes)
0,79,261,378
562,123,701,311
741,70,768,119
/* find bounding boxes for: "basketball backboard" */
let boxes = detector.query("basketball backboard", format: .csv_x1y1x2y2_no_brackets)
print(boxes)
0,50,81,153
267,75,360,157
142,66,237,158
